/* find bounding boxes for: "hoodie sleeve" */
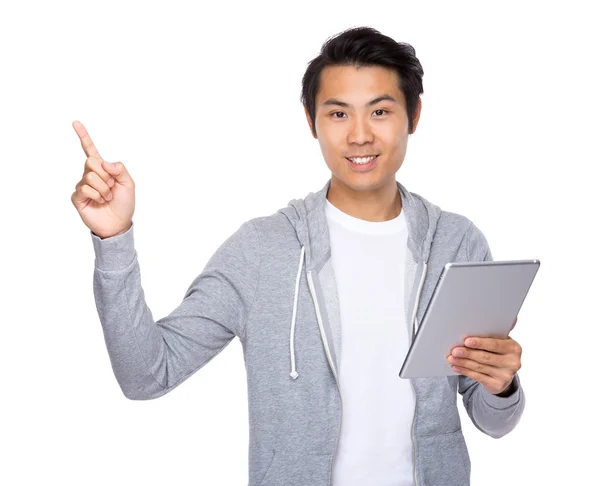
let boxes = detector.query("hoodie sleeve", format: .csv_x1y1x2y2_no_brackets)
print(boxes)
457,221,526,439
90,220,260,400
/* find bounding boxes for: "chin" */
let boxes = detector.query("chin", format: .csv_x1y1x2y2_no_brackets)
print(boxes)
332,172,390,192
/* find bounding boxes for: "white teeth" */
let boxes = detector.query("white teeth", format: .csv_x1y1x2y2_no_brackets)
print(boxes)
348,155,377,164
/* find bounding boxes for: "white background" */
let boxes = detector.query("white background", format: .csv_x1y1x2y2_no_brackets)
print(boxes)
2,0,598,484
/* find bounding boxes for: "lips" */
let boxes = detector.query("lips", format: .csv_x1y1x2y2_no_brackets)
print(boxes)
345,154,379,171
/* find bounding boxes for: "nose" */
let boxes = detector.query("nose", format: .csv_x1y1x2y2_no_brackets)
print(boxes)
347,116,374,145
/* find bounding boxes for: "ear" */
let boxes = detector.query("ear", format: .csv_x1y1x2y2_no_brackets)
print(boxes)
409,97,422,134
304,107,317,139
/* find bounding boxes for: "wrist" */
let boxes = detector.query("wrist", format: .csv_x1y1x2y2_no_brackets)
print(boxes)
98,221,133,239
494,377,515,397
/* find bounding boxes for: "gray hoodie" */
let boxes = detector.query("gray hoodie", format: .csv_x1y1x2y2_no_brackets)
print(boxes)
91,178,525,486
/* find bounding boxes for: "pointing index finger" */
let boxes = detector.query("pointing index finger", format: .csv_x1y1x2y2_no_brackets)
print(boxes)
73,120,102,159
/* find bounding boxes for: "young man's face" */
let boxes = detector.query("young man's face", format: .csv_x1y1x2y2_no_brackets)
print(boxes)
305,64,421,195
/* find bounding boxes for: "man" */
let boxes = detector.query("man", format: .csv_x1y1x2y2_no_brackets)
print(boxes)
71,26,524,486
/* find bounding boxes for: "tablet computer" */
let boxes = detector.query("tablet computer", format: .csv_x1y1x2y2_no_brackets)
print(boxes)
399,259,540,379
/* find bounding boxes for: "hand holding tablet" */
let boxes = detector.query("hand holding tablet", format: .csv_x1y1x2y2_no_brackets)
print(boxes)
446,315,522,395
399,260,540,383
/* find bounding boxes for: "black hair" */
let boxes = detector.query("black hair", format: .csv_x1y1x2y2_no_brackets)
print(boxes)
300,26,424,138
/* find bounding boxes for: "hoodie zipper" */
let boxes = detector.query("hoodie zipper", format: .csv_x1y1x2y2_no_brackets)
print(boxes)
410,359,419,485
409,263,427,486
329,380,343,486
410,315,418,486
306,270,343,486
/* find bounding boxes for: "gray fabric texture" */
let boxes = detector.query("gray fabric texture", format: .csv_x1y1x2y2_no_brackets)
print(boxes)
91,178,525,485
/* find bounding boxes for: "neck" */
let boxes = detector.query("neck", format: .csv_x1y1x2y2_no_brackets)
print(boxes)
326,177,402,222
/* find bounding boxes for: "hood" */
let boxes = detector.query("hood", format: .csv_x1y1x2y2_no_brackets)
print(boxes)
278,179,442,269
277,178,443,380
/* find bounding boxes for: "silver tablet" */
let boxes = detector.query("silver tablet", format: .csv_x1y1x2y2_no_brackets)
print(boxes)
399,259,540,379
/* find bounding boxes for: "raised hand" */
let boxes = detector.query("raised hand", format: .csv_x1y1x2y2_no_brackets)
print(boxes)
71,120,136,239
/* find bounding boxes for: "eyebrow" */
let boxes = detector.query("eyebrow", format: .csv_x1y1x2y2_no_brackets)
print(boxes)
321,94,398,108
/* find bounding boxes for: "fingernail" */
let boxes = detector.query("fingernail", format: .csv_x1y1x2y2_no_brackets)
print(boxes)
454,349,463,357
106,192,112,200
108,178,115,187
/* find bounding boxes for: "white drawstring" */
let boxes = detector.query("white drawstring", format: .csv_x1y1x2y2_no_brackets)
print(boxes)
289,245,305,380
410,262,428,338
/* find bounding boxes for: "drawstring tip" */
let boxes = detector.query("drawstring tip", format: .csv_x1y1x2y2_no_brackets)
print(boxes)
290,371,299,380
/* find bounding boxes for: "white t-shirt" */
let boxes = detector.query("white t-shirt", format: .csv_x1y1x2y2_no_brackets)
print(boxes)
326,198,415,486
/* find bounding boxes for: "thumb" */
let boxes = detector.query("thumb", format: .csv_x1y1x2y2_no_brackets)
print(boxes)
102,160,133,186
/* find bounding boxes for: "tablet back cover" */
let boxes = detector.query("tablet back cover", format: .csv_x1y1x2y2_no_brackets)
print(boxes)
399,259,540,378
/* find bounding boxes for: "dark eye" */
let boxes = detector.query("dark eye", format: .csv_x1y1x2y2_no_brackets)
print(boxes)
332,111,346,118
374,109,388,116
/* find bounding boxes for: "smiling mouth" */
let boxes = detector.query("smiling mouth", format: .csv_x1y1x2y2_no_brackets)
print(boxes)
346,155,379,165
